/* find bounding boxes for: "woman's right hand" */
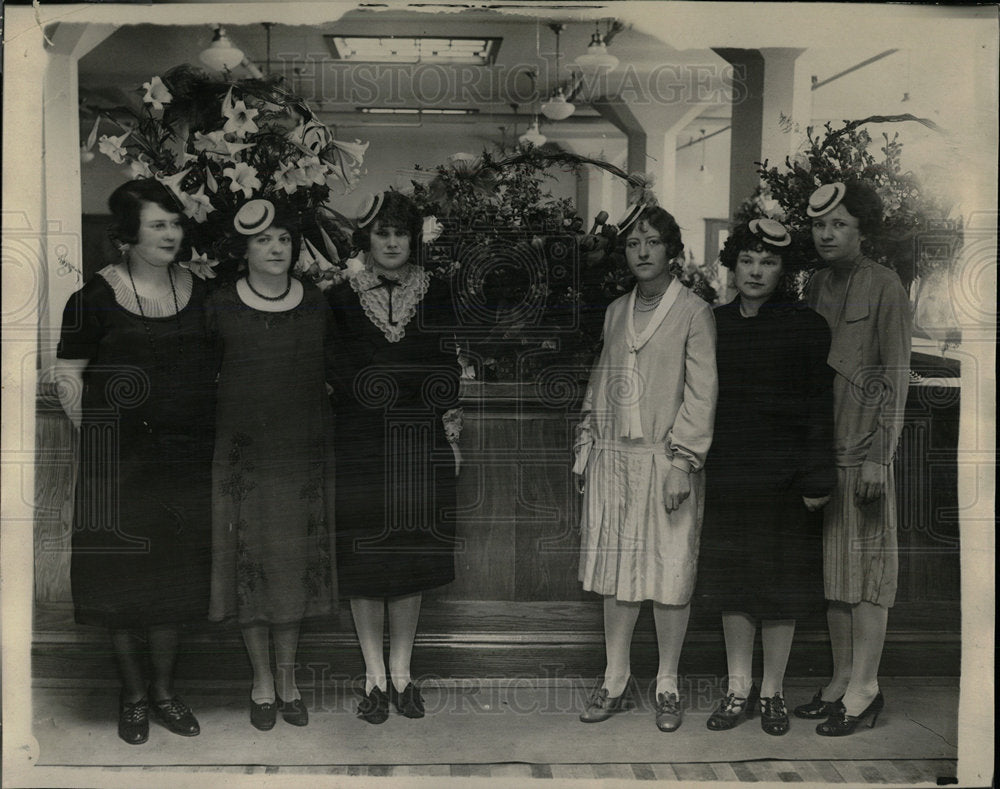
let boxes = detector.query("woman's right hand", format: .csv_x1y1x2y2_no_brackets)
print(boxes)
574,472,586,495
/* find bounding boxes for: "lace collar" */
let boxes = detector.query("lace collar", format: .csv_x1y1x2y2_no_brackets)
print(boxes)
350,265,431,343
98,264,193,317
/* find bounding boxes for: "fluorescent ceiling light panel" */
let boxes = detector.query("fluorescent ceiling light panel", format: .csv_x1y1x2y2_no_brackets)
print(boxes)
325,35,501,65
357,107,480,115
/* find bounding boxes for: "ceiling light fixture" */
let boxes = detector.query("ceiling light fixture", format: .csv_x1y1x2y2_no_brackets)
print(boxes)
519,119,547,147
199,25,264,78
540,24,575,122
575,22,620,72
326,35,501,65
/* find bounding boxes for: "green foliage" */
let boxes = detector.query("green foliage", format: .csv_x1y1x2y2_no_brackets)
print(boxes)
735,116,962,292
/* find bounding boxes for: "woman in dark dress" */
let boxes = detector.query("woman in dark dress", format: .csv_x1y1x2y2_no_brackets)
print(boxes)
697,218,835,736
208,200,336,731
55,179,216,745
327,191,461,724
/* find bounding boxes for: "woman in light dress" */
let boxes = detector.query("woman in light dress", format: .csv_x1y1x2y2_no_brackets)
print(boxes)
574,205,717,732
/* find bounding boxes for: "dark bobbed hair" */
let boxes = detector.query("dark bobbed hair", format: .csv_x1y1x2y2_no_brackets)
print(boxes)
351,190,423,254
618,206,684,260
719,222,792,270
230,212,304,271
107,178,183,245
721,221,803,302
836,179,883,237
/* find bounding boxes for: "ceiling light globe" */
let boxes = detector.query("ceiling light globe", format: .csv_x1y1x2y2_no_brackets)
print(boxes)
200,27,246,72
574,38,619,73
540,92,576,121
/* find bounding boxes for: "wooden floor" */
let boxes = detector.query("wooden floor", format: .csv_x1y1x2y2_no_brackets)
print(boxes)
46,759,958,782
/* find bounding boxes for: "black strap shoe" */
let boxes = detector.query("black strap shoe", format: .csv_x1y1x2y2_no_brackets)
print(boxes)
793,688,843,719
277,696,309,726
250,698,277,731
390,683,426,718
151,696,200,737
759,693,790,736
118,695,149,745
357,686,389,724
706,684,759,731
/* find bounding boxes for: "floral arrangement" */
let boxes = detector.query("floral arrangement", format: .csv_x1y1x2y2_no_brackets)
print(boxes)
86,64,368,283
736,114,962,294
407,148,718,381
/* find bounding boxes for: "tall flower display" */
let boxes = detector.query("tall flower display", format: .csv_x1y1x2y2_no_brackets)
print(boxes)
90,64,368,284
408,148,717,381
736,115,962,296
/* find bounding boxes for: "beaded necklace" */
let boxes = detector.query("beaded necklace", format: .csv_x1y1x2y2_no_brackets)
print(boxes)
246,274,292,302
126,262,184,380
634,287,666,313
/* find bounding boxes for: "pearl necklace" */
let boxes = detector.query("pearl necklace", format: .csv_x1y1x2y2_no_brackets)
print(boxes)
635,287,666,312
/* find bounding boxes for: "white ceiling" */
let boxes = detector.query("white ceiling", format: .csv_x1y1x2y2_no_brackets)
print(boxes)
77,9,731,138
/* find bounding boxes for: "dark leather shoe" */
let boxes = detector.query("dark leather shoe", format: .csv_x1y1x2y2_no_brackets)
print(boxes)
706,684,759,731
654,692,683,732
793,688,843,719
816,692,884,736
277,696,309,726
357,686,389,724
759,693,790,736
579,680,634,723
389,683,425,719
118,695,149,745
250,698,277,731
151,696,200,736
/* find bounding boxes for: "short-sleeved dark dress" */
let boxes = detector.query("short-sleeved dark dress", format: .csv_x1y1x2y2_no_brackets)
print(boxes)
327,269,459,598
695,297,835,620
57,266,217,629
208,280,336,625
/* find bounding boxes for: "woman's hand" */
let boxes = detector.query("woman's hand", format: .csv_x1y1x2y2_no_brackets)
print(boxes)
663,465,691,512
803,494,831,512
54,358,88,429
855,460,887,505
574,472,586,495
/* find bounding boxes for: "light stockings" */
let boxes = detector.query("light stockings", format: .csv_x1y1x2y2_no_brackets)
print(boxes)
601,596,641,697
387,593,422,692
842,601,887,715
242,623,304,703
242,625,275,704
721,613,795,698
720,612,755,697
823,600,888,715
760,619,795,698
350,597,387,693
351,593,424,693
652,602,690,698
273,622,302,702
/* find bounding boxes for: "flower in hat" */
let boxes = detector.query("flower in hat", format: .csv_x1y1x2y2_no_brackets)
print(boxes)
141,76,173,111
224,161,261,199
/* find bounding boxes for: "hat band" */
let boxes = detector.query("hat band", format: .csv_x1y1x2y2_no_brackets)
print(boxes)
357,193,385,229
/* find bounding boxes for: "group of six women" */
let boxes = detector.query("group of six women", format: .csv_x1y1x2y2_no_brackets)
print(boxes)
56,176,910,746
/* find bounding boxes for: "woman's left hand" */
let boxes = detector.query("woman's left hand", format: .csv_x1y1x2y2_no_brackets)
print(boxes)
855,460,886,505
663,465,691,513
